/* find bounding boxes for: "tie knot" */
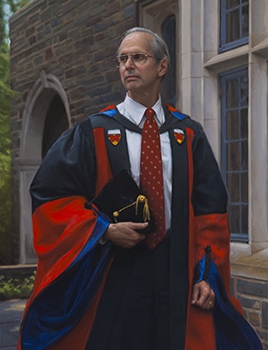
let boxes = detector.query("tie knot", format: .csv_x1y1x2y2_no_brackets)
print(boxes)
145,108,155,121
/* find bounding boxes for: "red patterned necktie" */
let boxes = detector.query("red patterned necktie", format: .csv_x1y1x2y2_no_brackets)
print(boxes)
140,108,166,249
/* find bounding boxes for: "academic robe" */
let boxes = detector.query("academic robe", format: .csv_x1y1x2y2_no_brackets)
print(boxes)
17,104,262,350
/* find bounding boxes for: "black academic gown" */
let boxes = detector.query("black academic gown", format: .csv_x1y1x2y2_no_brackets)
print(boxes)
22,104,261,350
84,104,228,350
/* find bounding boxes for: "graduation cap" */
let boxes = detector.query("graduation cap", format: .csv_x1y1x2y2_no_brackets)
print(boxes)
85,169,155,234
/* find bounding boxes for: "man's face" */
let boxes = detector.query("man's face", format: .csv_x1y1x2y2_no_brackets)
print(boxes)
118,32,167,99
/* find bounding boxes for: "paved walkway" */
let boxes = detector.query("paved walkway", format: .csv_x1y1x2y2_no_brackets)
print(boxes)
0,299,27,350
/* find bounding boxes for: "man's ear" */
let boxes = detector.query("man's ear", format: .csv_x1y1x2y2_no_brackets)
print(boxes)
158,59,169,78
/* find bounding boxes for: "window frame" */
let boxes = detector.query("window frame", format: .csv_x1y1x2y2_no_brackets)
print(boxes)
219,0,249,53
219,66,249,243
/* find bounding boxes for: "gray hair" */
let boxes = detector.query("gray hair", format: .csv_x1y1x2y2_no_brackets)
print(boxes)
118,27,170,66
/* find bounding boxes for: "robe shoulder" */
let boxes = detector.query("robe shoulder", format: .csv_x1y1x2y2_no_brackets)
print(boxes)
30,119,96,212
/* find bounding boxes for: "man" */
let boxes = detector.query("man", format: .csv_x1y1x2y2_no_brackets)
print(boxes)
18,28,262,350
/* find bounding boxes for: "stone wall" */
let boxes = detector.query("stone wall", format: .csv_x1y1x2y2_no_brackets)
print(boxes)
9,0,137,263
231,275,268,348
10,0,136,120
230,248,268,347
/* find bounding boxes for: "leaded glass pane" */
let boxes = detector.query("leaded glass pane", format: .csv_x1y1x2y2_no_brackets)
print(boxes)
242,5,249,38
227,0,240,9
229,205,240,233
227,173,240,202
226,9,240,43
227,79,239,108
241,109,248,138
227,111,239,140
240,75,248,106
241,205,248,233
241,140,248,170
241,172,248,202
227,142,240,171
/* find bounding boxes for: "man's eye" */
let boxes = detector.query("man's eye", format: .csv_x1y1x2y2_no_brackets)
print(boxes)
119,55,128,63
133,53,145,61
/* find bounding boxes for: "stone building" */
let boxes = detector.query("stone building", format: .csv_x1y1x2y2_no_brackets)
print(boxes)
9,0,268,346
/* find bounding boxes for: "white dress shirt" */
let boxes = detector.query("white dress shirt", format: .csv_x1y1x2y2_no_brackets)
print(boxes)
117,94,172,229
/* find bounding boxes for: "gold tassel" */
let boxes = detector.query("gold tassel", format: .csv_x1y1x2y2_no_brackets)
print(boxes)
135,195,150,221
113,195,150,223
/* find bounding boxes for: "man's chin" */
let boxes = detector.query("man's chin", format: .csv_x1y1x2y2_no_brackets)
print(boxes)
124,81,141,91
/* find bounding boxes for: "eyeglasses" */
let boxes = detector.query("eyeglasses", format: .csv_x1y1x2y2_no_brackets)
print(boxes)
113,53,157,68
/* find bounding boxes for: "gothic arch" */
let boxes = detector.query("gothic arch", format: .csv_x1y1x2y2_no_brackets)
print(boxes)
139,0,179,106
21,70,71,160
19,71,71,263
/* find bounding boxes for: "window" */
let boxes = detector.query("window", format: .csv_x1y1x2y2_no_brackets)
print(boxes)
220,67,248,242
161,14,176,104
220,0,249,52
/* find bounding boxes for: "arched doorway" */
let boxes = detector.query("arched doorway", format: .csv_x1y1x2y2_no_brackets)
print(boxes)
19,71,71,263
42,94,69,158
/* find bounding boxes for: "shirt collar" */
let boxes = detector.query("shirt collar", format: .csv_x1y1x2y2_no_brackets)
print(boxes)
117,94,165,127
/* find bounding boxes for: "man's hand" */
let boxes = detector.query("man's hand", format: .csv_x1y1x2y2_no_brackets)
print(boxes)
191,280,215,310
104,222,147,248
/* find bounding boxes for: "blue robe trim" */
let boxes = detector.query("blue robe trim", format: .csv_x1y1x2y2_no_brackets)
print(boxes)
166,104,188,121
100,106,118,117
99,104,189,121
21,213,112,350
195,248,263,350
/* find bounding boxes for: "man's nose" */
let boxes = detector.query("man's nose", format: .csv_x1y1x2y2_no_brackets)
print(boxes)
125,56,135,69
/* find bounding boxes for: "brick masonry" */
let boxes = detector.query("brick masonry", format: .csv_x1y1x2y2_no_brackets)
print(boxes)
9,0,137,263
231,275,268,348
9,0,136,121
8,0,267,347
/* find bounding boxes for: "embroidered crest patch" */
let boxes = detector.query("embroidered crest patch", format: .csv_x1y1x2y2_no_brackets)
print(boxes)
173,129,185,144
108,129,121,146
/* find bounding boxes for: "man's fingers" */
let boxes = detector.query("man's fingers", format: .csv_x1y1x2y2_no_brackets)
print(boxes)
191,281,215,309
191,283,200,304
104,222,147,248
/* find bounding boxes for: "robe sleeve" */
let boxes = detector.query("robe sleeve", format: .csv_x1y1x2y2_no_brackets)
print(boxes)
194,249,263,350
184,122,244,350
191,122,231,288
190,125,263,350
18,121,113,350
